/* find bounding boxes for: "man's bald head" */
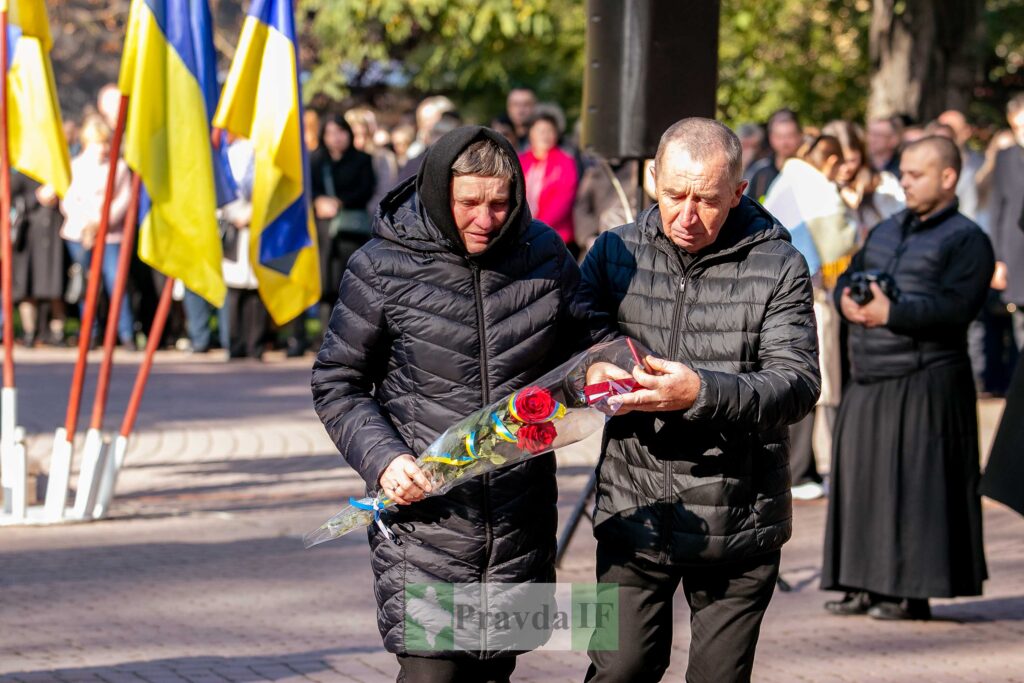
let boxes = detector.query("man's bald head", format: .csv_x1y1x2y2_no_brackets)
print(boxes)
899,136,961,219
655,118,743,184
903,135,961,178
652,118,748,254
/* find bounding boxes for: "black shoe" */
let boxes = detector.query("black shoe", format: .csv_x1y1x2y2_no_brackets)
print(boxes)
867,598,931,621
824,591,873,616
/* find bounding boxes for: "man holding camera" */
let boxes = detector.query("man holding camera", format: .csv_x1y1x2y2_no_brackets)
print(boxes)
821,136,994,620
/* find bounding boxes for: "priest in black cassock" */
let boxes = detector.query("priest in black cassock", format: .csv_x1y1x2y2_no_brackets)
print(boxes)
821,136,993,621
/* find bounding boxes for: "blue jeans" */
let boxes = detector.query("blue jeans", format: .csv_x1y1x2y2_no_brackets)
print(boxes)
183,289,230,351
66,241,135,344
183,289,212,351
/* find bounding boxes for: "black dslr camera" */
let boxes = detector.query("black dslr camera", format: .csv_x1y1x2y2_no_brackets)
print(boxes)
848,270,900,305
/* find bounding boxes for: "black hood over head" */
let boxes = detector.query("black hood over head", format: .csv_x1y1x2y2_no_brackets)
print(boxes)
414,125,528,257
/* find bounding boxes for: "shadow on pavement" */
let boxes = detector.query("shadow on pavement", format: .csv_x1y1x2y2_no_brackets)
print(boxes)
17,356,318,435
0,535,360,587
0,647,388,682
934,595,1024,623
776,564,823,593
135,453,347,477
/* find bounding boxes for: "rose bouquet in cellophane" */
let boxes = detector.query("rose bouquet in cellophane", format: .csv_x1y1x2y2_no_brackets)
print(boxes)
303,337,649,548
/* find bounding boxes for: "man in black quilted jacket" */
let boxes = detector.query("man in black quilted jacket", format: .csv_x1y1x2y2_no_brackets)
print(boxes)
578,118,821,683
311,126,601,683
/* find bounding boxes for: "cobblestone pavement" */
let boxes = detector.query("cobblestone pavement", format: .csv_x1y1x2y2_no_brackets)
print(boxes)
1,349,1022,682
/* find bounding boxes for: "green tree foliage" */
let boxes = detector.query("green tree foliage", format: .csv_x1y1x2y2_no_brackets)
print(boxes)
297,0,1023,130
980,0,1024,123
299,0,585,122
299,0,872,127
717,0,872,127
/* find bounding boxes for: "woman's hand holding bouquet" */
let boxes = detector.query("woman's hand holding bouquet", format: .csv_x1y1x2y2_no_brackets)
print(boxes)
304,337,652,548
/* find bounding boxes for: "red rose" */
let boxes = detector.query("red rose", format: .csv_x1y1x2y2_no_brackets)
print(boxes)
516,422,558,454
511,386,557,424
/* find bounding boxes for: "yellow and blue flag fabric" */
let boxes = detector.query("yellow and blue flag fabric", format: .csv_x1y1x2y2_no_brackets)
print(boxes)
213,0,319,325
3,0,70,195
118,0,236,307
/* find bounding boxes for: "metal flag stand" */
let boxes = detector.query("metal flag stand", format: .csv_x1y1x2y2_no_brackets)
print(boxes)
71,173,141,520
92,275,175,520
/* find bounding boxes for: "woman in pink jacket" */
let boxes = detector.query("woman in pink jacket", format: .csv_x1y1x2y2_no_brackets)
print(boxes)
519,113,579,256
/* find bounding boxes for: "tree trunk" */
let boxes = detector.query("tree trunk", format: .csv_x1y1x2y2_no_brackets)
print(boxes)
868,0,985,121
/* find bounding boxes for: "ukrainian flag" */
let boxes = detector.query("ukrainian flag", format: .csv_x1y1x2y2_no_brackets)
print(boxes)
3,0,70,196
213,0,319,325
118,0,233,307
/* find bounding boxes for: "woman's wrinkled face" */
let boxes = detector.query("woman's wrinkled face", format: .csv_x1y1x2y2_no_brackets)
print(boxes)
323,122,351,157
450,175,511,254
837,147,863,185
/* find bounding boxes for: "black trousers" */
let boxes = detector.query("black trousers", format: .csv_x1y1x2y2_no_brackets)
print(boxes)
586,544,780,683
225,288,268,359
789,408,834,486
396,654,516,683
788,411,820,486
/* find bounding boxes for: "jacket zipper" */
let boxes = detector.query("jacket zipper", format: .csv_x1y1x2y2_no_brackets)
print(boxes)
661,268,691,560
471,263,493,580
471,262,492,654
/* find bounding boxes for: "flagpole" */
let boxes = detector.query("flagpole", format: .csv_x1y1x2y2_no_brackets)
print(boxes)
0,7,27,519
44,93,130,521
88,173,141,432
0,9,14,392
71,172,142,519
120,276,173,440
89,275,173,520
65,93,129,440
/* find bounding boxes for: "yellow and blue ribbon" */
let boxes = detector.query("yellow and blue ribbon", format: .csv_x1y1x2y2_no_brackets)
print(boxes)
491,412,518,442
507,391,567,424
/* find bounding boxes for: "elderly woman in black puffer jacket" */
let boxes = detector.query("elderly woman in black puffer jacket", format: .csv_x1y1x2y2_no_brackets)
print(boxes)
312,126,604,683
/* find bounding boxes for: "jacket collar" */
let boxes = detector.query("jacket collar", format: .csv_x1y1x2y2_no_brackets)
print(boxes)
639,195,789,266
372,177,451,254
900,199,960,235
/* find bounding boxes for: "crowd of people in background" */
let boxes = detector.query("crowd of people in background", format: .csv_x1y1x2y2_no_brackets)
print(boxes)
731,99,1024,501
7,84,1023,413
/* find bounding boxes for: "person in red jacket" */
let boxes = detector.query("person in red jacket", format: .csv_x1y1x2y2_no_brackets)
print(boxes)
519,113,580,256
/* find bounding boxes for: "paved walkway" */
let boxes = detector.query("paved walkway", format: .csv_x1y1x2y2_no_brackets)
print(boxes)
1,349,1022,682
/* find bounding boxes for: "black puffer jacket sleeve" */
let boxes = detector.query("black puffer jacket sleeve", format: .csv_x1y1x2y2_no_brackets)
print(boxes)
312,248,409,489
683,248,821,430
573,231,622,345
